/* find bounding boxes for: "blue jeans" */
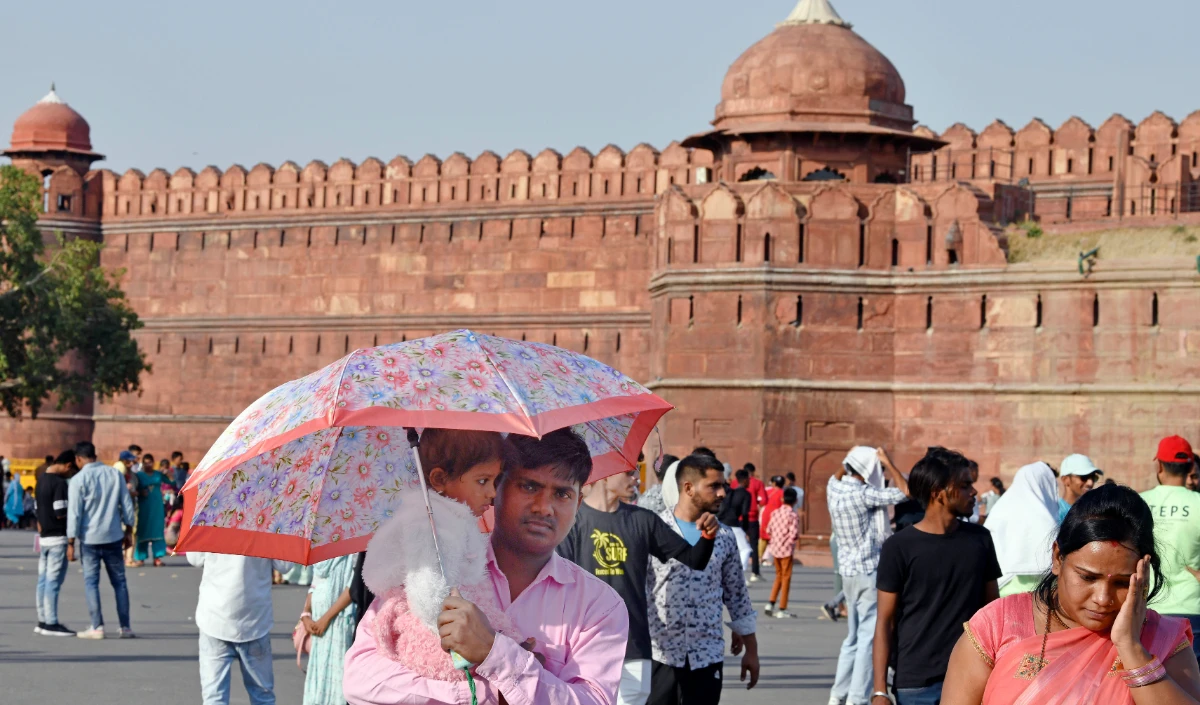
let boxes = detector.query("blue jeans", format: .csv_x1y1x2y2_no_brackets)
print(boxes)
830,571,878,705
81,540,131,630
896,681,943,705
198,632,275,705
36,543,69,625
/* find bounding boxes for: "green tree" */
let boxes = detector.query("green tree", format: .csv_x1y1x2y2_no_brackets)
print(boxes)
0,164,149,417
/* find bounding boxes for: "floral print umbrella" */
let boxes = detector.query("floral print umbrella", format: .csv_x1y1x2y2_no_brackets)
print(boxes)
176,330,671,564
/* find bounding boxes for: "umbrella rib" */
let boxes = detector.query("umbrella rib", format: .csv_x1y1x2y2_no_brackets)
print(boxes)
327,350,358,427
476,335,539,437
584,419,638,471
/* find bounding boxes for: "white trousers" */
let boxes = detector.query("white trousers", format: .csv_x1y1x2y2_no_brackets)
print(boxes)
618,659,652,705
731,528,753,576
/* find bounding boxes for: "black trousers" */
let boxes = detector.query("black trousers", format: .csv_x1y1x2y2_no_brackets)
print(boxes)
746,521,761,576
648,659,723,705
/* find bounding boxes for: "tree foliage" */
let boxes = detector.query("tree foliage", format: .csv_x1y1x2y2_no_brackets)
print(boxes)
0,164,149,417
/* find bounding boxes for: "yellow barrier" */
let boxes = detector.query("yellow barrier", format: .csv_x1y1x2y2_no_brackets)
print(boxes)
8,458,43,492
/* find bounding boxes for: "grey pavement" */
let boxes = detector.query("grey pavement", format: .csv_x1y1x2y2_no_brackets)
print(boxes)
0,529,844,704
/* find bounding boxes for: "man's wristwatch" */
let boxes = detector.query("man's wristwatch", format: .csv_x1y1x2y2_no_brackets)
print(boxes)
870,692,893,704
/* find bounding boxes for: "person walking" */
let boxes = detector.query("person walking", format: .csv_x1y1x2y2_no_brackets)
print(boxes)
827,446,909,705
647,453,760,705
187,551,293,705
764,487,801,619
760,475,787,560
301,555,357,705
35,450,77,636
132,460,170,567
718,468,754,579
1057,453,1102,522
67,441,137,639
871,448,1001,705
1140,435,1200,660
978,477,1005,523
731,463,767,582
5,472,26,528
984,462,1060,598
559,465,718,705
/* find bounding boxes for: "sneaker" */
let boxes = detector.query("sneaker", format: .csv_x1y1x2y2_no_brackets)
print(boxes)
774,610,796,619
119,628,137,639
749,573,762,583
77,627,105,639
35,622,47,635
820,604,840,622
763,602,774,615
41,623,77,636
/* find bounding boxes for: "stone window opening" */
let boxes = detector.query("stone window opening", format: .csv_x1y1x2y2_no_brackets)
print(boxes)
739,167,776,182
401,334,407,342
636,177,643,192
42,172,51,212
857,223,866,267
344,335,350,354
793,296,803,328
925,224,933,265
373,334,378,347
262,337,267,354
667,238,673,264
857,297,865,331
280,231,286,247
448,186,455,201
200,232,206,250
1151,292,1159,327
253,231,258,249
177,198,184,213
366,190,373,205
798,223,806,263
1106,197,1113,216
1130,200,1137,216
583,333,589,353
394,189,400,204
891,238,900,267
149,200,157,214
1087,148,1094,174
764,232,772,263
281,194,287,208
1174,144,1179,156
316,336,322,355
873,172,898,184
1036,294,1043,328
520,333,527,342
931,156,938,181
1108,156,1115,171
306,228,312,247
634,216,640,236
208,338,214,355
736,296,743,326
570,219,576,239
507,220,514,240
149,234,154,252
234,337,240,354
288,336,294,354
175,233,181,251
692,225,700,263
1027,158,1034,175
802,167,846,182
552,333,558,346
615,332,622,352
925,296,933,331
226,232,232,249
449,223,455,243
182,338,188,354
1093,294,1100,327
1066,195,1073,219
125,200,131,215
541,183,547,198
419,188,425,203
156,338,162,354
1067,158,1073,174
420,223,426,243
980,294,988,329
735,224,743,263
1193,152,1198,168
56,194,72,213
604,179,609,195
573,182,579,197
253,195,260,210
1150,153,1157,164
688,296,695,326
510,184,516,198
1047,150,1053,176
948,249,958,265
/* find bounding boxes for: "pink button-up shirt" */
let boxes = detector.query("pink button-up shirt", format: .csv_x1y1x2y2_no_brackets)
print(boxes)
344,540,629,705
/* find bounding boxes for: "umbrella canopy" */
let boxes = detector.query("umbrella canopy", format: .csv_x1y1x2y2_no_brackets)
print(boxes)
177,329,670,563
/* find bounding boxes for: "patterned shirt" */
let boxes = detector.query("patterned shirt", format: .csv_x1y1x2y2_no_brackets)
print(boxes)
638,485,666,515
648,508,757,669
827,475,907,578
766,505,800,560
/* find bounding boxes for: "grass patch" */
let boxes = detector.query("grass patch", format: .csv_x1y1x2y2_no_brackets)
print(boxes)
1006,223,1200,264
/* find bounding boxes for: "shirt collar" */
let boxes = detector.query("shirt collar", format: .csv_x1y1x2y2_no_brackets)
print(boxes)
486,536,575,588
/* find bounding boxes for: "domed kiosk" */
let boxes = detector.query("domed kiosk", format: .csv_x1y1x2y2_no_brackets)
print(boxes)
684,0,941,184
4,85,104,175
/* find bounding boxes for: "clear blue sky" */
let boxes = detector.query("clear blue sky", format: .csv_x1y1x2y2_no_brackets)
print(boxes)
4,0,1198,173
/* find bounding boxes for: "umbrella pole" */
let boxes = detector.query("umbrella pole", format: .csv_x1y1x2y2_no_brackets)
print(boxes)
406,428,448,582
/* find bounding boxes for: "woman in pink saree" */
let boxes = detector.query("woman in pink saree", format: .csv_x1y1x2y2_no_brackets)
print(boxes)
943,484,1200,705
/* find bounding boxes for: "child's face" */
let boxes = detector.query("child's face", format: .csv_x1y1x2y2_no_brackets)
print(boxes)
437,458,503,517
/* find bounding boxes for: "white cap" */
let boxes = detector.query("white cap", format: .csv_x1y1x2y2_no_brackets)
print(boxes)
1060,454,1103,478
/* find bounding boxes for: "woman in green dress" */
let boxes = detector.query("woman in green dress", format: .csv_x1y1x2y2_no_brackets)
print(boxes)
301,554,357,705
132,460,169,567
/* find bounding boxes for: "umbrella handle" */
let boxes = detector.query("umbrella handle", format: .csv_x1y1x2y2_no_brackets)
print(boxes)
407,428,449,583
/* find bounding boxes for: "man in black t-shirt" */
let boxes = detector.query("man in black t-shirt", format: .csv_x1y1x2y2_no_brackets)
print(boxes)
558,467,717,705
35,450,77,636
871,447,1001,705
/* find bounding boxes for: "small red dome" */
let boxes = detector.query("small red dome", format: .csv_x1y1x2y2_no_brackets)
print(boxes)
8,87,96,154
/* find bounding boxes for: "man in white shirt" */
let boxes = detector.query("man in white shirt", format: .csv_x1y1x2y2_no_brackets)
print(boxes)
186,553,293,705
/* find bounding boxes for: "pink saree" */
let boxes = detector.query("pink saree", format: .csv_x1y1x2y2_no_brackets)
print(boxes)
965,593,1192,705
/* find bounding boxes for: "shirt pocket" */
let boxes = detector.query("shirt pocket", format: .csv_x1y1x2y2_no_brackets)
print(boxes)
536,641,570,675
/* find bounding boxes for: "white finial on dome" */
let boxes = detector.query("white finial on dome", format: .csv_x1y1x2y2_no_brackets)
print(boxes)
779,0,851,28
39,83,65,105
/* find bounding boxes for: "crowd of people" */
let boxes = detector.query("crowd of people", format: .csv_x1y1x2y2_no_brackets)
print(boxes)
13,429,1200,705
825,436,1200,705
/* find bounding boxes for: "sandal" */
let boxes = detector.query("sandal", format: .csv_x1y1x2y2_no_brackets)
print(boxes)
153,559,164,567
127,560,144,567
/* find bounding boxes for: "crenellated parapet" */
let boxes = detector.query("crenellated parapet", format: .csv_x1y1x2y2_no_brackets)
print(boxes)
97,143,716,221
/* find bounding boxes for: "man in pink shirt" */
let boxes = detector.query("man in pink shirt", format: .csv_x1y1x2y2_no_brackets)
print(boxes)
345,429,630,705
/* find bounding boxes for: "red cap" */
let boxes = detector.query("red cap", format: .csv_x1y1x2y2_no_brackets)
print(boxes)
1156,436,1195,463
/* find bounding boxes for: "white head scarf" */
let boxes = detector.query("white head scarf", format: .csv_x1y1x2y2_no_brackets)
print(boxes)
983,461,1060,589
843,446,890,540
661,459,682,512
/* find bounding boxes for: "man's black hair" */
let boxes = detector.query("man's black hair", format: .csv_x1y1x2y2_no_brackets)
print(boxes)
771,475,785,488
743,463,756,474
783,487,798,505
171,450,184,460
691,446,717,460
655,454,679,482
128,444,142,454
676,453,724,491
507,428,592,488
75,441,97,461
908,446,972,509
735,468,750,483
1162,460,1192,478
44,454,54,463
786,471,796,482
53,450,76,466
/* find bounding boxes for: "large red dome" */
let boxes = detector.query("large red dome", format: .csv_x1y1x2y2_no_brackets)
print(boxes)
713,0,911,132
7,86,97,155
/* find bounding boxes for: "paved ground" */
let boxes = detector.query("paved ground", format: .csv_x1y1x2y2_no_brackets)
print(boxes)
0,529,844,704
